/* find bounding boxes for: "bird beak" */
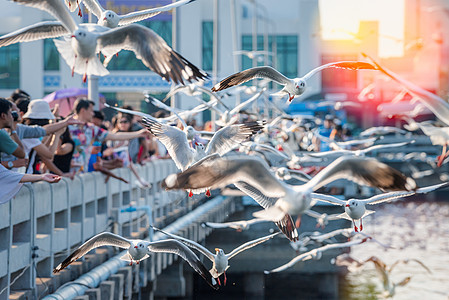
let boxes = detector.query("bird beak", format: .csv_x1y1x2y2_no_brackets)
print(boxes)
103,17,107,20
71,35,75,38
134,246,138,248
215,248,220,252
345,204,350,207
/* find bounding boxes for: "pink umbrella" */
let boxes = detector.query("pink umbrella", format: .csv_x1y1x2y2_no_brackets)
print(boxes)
43,88,106,117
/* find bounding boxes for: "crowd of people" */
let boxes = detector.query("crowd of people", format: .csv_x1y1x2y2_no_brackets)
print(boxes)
0,89,171,203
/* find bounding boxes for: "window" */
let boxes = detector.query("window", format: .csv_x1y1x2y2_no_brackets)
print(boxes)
241,35,298,85
106,20,172,71
44,39,60,71
0,44,20,89
202,21,213,71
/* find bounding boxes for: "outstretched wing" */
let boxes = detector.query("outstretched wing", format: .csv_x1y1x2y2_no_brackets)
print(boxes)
0,21,68,47
303,156,416,192
97,24,208,85
206,121,265,156
53,232,131,273
118,0,196,26
141,117,195,171
302,61,377,81
212,66,291,92
13,0,78,33
227,232,280,259
147,239,218,290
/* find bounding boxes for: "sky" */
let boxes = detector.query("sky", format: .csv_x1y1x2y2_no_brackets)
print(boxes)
319,0,405,58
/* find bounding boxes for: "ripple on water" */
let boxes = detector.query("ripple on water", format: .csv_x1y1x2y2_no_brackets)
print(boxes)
341,200,449,300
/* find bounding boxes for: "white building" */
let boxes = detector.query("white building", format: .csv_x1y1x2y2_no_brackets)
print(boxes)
0,0,323,122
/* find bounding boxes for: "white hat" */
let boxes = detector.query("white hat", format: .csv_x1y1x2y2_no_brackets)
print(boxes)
22,99,55,120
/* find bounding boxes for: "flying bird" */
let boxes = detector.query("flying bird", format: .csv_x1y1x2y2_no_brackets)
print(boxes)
152,225,280,285
311,182,446,232
211,62,377,103
12,0,207,84
53,232,219,289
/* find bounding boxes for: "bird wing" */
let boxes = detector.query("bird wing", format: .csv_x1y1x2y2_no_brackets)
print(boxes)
118,0,196,26
302,61,377,81
150,226,215,261
362,52,449,126
267,238,367,274
229,89,265,114
141,117,195,171
162,156,289,199
389,259,432,274
227,232,280,260
202,221,243,230
362,182,448,205
0,21,68,47
194,85,231,110
304,209,323,219
206,121,265,156
13,0,78,33
104,103,157,120
212,67,290,92
302,156,416,193
97,24,207,84
161,85,189,102
146,95,188,128
310,192,346,206
147,239,218,290
361,141,412,154
53,232,131,273
82,0,104,18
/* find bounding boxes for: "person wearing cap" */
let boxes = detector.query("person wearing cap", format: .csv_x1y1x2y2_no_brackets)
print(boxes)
1,99,82,171
69,98,148,173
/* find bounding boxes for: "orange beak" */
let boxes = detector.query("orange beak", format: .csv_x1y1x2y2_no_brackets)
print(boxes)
103,17,107,20
345,204,350,207
215,248,220,252
134,246,138,248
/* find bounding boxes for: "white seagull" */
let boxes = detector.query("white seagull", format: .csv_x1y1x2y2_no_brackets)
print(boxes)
152,225,280,286
304,210,342,229
52,232,219,289
12,0,207,84
233,50,273,63
82,0,196,28
211,62,377,103
311,182,446,232
265,237,370,274
162,155,416,233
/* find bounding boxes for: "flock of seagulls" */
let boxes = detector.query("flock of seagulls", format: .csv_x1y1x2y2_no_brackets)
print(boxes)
7,0,448,296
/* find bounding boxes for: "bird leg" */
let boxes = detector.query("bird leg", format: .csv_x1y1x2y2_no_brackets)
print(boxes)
188,190,193,197
205,189,211,197
360,218,363,231
437,144,449,167
352,220,359,232
288,93,295,102
136,260,140,265
77,0,82,17
216,276,221,286
224,271,227,286
82,60,88,83
295,215,302,228
71,55,77,77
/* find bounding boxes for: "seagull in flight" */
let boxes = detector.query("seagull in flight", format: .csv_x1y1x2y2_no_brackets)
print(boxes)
53,232,219,289
82,0,196,28
211,62,377,103
11,0,207,84
151,225,280,286
162,155,415,237
311,182,446,232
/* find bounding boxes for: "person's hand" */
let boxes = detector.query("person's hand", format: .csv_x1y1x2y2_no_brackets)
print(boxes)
102,147,115,157
41,174,61,183
65,114,84,126
52,104,60,118
13,158,28,168
138,129,149,137
62,171,76,180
